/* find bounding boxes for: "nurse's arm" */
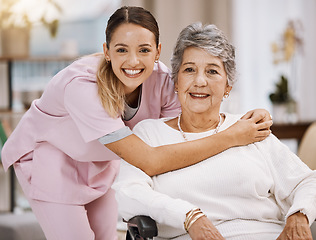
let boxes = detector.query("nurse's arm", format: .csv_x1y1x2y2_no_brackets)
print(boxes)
105,116,272,177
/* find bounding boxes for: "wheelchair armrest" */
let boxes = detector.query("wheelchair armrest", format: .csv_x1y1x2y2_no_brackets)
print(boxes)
126,215,158,239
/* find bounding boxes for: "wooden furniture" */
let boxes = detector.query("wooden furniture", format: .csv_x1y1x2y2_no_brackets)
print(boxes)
271,121,313,142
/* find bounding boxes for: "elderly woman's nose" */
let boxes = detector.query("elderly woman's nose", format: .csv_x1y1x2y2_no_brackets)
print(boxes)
194,73,207,86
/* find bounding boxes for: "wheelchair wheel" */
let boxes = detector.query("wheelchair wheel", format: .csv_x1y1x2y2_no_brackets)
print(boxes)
126,231,133,240
126,229,151,240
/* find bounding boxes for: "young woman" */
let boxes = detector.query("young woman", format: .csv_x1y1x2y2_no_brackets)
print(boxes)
1,6,272,240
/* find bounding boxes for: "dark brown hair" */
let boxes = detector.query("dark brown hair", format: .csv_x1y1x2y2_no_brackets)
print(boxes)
105,6,159,49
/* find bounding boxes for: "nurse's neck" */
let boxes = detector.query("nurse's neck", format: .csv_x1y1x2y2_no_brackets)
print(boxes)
125,85,141,108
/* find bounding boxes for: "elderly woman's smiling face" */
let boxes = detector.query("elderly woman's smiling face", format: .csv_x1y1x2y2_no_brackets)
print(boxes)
176,46,232,116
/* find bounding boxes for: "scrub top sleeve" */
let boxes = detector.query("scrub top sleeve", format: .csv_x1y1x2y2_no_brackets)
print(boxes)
160,74,181,118
98,126,133,145
64,77,126,142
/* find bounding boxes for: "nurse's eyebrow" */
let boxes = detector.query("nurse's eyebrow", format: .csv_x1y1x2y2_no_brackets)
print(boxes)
114,43,153,47
139,43,153,47
114,43,128,47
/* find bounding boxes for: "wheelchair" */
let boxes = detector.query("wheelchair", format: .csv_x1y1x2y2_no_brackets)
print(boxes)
125,215,158,240
124,215,316,239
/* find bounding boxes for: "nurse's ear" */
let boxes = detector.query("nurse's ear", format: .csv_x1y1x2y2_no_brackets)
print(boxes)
174,81,178,93
103,42,111,62
155,43,162,62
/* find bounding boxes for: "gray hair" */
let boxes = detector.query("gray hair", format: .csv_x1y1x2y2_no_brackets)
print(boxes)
171,22,236,86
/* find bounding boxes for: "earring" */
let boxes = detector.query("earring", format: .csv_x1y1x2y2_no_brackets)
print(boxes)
155,60,159,63
224,91,229,98
174,89,178,94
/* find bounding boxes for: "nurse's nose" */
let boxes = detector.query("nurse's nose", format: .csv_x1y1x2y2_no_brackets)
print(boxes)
127,52,140,66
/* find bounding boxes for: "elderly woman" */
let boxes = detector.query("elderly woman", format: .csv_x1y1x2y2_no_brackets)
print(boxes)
113,23,316,239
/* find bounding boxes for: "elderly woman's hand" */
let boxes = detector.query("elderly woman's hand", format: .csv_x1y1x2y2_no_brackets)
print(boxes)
277,212,312,240
188,216,225,240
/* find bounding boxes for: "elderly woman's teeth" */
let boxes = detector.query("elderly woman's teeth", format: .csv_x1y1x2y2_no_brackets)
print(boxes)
190,93,209,98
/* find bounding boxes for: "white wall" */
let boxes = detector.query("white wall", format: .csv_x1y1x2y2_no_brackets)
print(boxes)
232,0,316,121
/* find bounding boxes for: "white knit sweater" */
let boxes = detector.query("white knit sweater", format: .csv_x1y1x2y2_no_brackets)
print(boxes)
113,113,316,240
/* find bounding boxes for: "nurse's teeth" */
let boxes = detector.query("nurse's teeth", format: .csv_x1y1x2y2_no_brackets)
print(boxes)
124,69,141,75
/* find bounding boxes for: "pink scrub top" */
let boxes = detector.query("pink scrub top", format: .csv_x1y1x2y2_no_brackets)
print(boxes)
1,54,180,204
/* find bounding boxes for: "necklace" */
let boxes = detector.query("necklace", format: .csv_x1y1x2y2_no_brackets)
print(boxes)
177,113,223,141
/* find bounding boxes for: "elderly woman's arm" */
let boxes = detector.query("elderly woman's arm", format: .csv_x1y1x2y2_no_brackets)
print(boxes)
113,160,224,239
256,135,316,239
113,161,195,231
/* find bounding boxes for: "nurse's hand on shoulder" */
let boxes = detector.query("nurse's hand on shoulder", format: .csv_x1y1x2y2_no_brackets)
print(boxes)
188,216,225,240
241,108,273,124
277,212,312,240
226,117,272,146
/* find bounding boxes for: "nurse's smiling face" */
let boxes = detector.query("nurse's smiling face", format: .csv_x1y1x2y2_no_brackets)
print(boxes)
103,23,161,95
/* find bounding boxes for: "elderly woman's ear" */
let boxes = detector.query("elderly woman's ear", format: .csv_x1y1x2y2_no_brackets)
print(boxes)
224,86,232,98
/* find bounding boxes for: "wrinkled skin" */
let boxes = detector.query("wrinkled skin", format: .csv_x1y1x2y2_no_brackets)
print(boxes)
188,216,225,240
277,212,312,240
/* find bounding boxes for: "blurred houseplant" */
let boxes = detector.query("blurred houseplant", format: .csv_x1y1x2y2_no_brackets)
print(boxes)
0,0,62,57
270,20,303,123
269,75,290,104
269,75,296,123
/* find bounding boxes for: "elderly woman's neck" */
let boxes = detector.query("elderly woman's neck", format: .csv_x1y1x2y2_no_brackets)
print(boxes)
179,112,223,133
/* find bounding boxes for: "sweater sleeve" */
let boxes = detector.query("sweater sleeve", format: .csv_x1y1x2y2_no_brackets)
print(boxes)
255,135,316,225
113,121,196,230
113,161,195,229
